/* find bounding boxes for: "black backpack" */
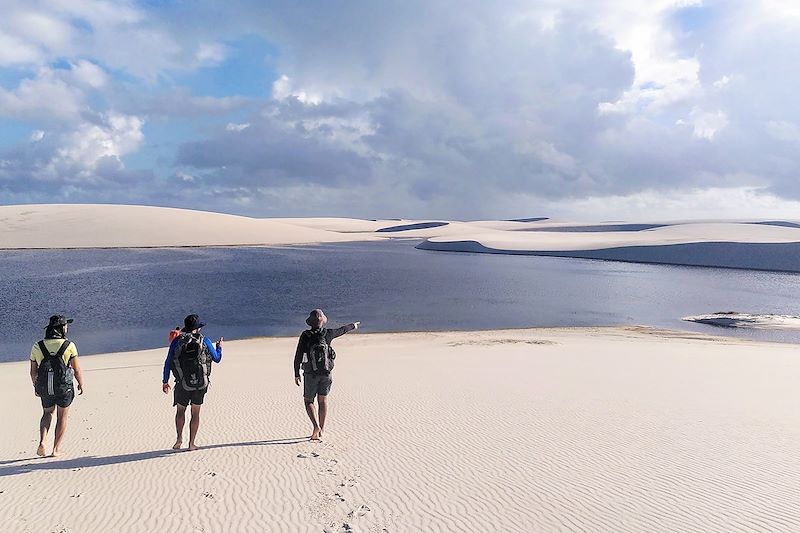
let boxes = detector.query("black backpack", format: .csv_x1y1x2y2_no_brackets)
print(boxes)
305,329,336,374
171,333,212,391
35,340,74,397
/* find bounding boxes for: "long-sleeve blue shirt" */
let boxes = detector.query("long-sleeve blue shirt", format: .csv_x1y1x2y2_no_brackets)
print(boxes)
162,335,222,384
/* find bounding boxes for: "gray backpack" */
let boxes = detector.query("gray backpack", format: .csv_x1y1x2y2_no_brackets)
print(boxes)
171,333,211,390
306,329,335,374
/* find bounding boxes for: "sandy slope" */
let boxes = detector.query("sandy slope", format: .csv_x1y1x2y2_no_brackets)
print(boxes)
0,205,375,248
3,204,800,270
423,222,800,251
2,328,799,532
4,204,799,251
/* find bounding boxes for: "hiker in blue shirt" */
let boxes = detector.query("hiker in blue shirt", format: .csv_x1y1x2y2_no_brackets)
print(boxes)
162,314,222,451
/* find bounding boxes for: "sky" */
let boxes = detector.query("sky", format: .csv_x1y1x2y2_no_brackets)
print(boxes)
1,0,799,220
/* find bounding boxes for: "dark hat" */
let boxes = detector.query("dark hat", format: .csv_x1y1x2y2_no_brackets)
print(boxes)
305,309,327,328
47,315,73,328
182,314,206,332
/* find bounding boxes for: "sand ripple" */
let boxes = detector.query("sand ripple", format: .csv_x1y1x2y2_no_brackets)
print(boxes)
1,330,799,532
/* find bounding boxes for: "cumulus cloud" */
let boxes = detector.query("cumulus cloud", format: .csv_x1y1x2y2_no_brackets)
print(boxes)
0,111,145,196
54,113,144,170
113,87,253,119
176,100,373,188
0,66,87,122
3,0,800,218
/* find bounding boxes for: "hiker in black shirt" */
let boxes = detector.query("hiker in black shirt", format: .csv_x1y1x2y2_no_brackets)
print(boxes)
294,309,359,441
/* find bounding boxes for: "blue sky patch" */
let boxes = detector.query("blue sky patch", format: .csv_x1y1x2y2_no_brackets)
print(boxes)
173,34,279,99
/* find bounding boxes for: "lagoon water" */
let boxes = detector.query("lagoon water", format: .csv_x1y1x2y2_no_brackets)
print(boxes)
1,240,799,361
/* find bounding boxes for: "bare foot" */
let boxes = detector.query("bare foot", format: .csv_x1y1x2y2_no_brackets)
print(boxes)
318,430,324,440
172,440,182,450
36,444,46,457
310,428,321,441
50,449,64,458
187,443,200,451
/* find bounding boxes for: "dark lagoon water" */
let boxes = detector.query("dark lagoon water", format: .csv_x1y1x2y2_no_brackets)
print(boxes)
1,240,799,361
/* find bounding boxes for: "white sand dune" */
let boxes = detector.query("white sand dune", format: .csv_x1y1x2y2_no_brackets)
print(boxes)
3,204,800,270
2,328,800,532
419,223,800,271
0,205,375,249
423,222,800,251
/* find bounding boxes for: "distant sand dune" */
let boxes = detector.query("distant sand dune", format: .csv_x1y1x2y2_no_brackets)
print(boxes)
417,240,800,272
2,204,800,272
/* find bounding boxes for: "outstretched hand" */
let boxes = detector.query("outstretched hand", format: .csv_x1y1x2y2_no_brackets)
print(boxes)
353,321,361,330
294,376,301,386
162,382,171,394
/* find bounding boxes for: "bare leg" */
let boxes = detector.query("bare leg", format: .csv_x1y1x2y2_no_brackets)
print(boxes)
305,398,321,440
188,404,201,451
51,405,70,457
173,404,187,449
317,395,328,439
37,407,55,456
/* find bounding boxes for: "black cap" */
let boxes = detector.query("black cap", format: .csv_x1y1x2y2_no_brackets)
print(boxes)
182,314,206,332
47,315,73,328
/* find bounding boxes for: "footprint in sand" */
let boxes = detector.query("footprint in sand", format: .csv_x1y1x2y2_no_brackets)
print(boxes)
70,493,81,498
323,523,354,533
204,471,217,477
333,492,345,502
338,477,358,488
347,504,371,519
202,491,214,500
297,452,321,459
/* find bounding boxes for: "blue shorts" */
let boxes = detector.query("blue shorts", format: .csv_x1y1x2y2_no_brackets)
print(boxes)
303,373,332,400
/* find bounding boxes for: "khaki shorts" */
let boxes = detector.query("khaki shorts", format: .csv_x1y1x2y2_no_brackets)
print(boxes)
303,373,332,400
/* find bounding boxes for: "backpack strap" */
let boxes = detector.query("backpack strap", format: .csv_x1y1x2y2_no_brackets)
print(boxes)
54,340,71,362
309,343,318,372
38,339,70,360
37,340,51,361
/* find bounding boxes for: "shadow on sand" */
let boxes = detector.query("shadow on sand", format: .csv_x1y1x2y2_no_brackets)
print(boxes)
0,437,309,478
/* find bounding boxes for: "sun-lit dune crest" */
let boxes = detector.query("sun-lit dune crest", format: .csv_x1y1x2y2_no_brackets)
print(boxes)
0,204,371,248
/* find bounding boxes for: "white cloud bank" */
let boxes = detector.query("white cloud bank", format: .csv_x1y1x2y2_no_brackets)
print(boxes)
2,0,800,219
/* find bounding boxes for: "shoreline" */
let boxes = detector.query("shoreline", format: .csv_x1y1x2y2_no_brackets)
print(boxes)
3,323,799,366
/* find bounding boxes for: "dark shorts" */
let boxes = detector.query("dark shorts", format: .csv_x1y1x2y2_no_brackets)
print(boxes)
303,372,332,400
40,389,74,409
174,384,208,406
